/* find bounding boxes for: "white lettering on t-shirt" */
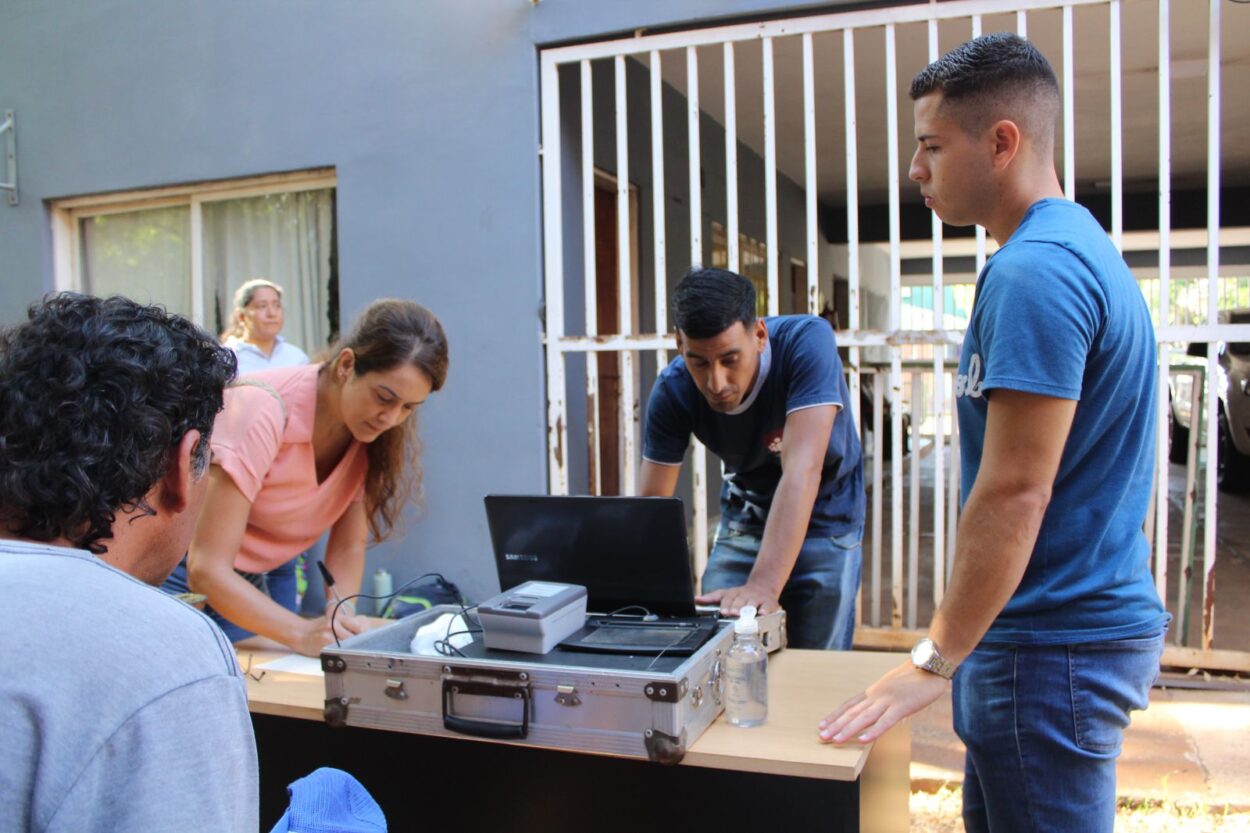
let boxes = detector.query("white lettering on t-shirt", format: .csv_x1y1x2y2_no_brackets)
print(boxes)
956,353,985,399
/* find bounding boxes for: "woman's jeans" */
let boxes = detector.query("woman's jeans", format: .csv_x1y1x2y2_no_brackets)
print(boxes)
952,629,1166,833
162,557,300,642
701,519,862,650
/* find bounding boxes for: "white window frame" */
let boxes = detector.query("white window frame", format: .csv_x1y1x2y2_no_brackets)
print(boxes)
51,168,336,331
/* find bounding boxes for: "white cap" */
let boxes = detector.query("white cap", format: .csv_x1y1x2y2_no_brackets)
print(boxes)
734,605,760,635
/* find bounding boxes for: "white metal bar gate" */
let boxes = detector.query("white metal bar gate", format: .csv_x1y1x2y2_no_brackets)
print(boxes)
539,0,1250,672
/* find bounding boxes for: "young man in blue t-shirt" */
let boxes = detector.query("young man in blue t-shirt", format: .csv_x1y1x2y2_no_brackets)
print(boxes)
640,267,864,650
819,34,1168,833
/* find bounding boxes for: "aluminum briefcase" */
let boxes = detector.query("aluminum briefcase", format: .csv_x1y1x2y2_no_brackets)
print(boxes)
321,605,739,763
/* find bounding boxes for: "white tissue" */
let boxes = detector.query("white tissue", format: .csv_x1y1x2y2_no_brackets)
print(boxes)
410,612,472,656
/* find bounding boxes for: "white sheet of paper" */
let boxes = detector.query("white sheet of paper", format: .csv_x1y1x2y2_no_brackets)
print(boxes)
255,653,326,678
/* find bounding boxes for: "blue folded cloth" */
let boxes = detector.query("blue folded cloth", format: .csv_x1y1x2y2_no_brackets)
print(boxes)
270,767,386,833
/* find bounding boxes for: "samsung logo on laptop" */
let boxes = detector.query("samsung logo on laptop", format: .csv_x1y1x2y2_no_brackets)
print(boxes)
504,552,540,562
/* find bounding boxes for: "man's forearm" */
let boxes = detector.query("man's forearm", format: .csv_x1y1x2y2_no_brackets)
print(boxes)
927,484,1049,665
749,466,822,595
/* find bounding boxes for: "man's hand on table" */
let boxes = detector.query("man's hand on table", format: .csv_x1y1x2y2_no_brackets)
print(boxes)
817,659,948,744
696,582,781,617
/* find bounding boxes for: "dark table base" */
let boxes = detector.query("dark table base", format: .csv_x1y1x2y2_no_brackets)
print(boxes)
253,714,861,831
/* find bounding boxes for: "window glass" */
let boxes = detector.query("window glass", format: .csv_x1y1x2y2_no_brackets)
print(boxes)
80,206,191,317
202,189,336,353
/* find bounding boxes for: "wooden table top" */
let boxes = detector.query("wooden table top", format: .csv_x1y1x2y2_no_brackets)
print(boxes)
239,646,907,782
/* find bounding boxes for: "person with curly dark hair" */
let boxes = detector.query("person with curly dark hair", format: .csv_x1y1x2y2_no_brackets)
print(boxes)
0,293,258,832
163,298,450,657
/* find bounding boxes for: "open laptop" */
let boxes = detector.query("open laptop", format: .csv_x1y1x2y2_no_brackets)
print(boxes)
483,495,719,655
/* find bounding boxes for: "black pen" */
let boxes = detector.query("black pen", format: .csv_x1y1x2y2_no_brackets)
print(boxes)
316,561,356,616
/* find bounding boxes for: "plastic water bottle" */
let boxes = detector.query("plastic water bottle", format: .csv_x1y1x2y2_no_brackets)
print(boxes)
724,605,768,727
372,569,393,616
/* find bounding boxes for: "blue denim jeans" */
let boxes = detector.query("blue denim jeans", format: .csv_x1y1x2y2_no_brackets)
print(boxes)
162,557,300,642
702,520,862,650
953,629,1165,833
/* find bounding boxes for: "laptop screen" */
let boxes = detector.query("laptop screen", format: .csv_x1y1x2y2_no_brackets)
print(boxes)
483,495,698,618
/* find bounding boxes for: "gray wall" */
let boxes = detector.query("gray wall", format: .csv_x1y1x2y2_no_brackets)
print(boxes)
0,0,864,604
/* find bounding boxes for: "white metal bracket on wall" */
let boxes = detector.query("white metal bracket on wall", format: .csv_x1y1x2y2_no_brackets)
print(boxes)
1,111,16,206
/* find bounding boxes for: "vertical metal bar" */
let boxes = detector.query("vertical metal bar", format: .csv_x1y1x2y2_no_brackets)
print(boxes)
947,392,960,584
908,373,922,630
688,45,709,576
1177,370,1201,643
803,33,819,314
688,47,702,262
872,371,884,627
190,196,204,328
763,37,779,316
1017,10,1027,37
2,111,16,206
540,55,570,494
928,17,946,609
651,50,668,372
886,23,904,630
725,43,740,273
1154,0,1172,599
1110,0,1124,251
970,15,988,277
1202,0,1220,650
1062,6,1075,200
845,27,869,622
615,56,636,497
581,61,603,496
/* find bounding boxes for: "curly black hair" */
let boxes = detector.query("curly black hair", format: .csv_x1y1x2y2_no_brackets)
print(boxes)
0,293,237,553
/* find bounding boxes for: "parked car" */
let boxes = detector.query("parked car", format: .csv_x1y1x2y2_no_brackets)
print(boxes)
1168,308,1250,492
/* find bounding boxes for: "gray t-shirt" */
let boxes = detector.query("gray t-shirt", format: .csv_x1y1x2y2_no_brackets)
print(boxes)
0,540,259,832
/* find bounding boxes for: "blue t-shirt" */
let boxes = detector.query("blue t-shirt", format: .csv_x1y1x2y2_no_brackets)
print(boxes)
644,315,864,539
957,199,1168,644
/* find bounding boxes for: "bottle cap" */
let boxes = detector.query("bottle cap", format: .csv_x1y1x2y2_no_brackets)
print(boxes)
734,605,760,635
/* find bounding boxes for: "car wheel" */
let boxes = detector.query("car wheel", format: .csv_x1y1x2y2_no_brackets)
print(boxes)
1168,400,1189,464
1217,409,1250,492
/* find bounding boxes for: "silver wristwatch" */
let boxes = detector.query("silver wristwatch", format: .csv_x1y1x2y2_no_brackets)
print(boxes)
911,637,957,680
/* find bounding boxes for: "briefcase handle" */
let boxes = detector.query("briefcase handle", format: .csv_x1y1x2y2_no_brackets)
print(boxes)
441,677,530,740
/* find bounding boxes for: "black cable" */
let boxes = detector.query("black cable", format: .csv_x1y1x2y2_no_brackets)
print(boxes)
329,571,458,647
441,602,480,656
603,604,653,618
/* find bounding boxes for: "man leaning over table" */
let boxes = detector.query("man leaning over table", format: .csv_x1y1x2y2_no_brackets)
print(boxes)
640,266,865,650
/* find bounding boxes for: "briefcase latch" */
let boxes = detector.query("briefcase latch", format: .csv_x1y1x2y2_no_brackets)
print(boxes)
555,684,581,707
384,678,408,701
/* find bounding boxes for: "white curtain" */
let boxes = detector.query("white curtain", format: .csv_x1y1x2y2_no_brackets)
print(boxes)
202,189,335,354
80,206,192,318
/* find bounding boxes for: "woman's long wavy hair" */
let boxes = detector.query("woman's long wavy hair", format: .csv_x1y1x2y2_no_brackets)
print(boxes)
324,299,448,543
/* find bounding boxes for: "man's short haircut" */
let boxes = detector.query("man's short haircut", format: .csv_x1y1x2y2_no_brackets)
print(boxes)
672,267,757,340
0,293,237,553
909,33,1059,145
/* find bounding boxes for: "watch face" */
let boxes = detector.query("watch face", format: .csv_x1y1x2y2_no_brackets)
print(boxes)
913,640,934,665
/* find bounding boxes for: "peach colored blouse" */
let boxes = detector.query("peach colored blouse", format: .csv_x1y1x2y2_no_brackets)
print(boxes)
211,363,366,574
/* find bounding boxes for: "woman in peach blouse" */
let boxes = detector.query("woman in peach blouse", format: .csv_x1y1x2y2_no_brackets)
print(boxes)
165,299,449,656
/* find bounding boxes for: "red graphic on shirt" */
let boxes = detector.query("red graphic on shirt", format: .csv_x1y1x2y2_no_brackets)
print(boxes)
764,429,784,456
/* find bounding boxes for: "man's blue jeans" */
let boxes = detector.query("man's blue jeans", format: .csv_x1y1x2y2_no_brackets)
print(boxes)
953,629,1165,833
701,520,862,650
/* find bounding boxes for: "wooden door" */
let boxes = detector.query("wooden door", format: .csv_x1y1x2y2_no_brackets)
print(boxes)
593,182,621,495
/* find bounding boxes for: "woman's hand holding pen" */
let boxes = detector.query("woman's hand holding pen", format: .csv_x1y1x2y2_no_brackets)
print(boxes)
291,609,367,657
